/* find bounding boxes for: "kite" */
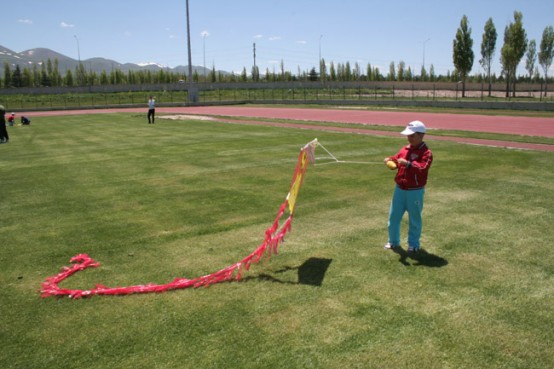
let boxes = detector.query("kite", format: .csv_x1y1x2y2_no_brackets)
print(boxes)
40,139,319,298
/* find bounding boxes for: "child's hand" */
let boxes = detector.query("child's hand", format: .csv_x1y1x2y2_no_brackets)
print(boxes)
397,158,408,166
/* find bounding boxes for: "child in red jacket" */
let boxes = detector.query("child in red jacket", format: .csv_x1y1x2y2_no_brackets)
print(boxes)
7,112,15,126
383,121,433,253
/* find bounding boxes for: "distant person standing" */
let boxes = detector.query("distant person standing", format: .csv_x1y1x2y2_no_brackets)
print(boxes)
147,96,156,124
0,106,9,143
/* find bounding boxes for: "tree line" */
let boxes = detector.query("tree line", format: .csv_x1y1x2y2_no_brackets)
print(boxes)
453,11,553,97
2,11,554,95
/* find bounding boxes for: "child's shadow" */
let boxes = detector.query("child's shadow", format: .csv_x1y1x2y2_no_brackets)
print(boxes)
392,248,448,267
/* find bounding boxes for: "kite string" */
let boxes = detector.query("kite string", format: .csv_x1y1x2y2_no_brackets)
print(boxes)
316,142,382,165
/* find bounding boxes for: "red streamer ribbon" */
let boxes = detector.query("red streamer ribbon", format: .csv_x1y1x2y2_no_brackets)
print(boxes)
40,139,318,298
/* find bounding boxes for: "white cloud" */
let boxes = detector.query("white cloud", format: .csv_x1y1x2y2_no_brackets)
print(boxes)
60,21,75,28
253,34,263,39
18,19,33,25
268,36,282,41
296,40,307,45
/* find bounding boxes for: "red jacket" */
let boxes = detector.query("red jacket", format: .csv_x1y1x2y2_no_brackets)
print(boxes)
390,142,433,190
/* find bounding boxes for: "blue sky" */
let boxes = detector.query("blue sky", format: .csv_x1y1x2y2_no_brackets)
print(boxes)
6,0,554,76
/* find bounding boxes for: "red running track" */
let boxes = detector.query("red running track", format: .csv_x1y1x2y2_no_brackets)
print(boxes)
176,106,554,138
22,106,554,137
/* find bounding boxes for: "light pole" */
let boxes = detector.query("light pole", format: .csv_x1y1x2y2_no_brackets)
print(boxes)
422,38,430,71
74,34,81,85
319,34,323,78
185,0,197,102
201,31,209,81
319,34,323,62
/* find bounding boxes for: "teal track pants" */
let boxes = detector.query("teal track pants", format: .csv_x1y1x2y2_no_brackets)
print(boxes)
387,186,425,248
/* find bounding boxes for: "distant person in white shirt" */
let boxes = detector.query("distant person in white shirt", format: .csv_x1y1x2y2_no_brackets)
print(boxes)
147,96,156,124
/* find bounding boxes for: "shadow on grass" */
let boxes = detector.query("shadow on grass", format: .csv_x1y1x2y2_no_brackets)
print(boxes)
391,248,448,267
244,257,333,286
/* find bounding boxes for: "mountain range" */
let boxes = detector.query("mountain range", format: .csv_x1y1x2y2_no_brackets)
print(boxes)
0,45,221,77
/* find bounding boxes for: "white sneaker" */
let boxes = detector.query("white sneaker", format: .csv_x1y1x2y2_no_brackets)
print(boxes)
384,243,399,250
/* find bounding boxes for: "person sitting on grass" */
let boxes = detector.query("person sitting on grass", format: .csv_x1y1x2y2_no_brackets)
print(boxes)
7,112,15,126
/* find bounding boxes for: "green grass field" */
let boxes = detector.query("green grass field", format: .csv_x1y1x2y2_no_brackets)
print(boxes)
1,112,553,369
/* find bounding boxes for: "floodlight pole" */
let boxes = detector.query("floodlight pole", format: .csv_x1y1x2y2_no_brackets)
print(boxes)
319,34,323,79
74,34,81,86
185,0,197,102
422,38,430,70
203,33,207,80
319,34,322,64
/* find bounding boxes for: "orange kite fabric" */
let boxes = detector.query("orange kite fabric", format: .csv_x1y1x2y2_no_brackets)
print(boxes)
40,139,319,298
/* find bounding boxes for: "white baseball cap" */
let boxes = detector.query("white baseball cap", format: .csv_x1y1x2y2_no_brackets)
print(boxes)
401,120,426,135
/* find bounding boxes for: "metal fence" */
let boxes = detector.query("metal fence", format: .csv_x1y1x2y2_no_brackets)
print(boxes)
1,81,553,111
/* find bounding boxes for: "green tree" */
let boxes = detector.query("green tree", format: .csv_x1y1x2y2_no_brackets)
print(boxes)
538,25,554,96
110,68,126,84
40,62,50,86
308,67,318,81
65,69,74,86
210,65,217,82
319,58,327,82
99,70,109,85
480,17,497,96
51,59,61,86
366,63,373,81
374,67,381,81
344,61,352,81
46,59,53,80
404,66,413,81
76,63,87,86
22,67,33,87
397,61,405,81
329,61,336,81
251,65,259,82
11,65,23,87
353,62,361,80
420,65,427,81
336,63,344,80
87,70,97,86
127,70,137,84
32,64,40,87
500,11,528,97
3,62,12,87
525,39,537,81
453,15,474,97
388,61,396,81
